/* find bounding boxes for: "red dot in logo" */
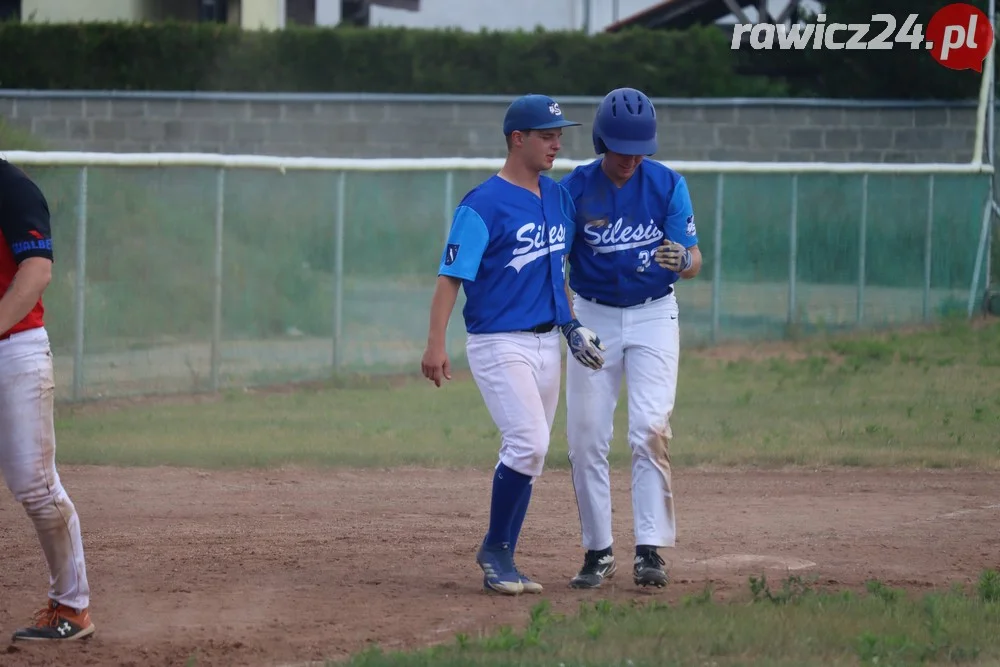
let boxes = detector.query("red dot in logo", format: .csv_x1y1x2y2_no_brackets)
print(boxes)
926,3,994,71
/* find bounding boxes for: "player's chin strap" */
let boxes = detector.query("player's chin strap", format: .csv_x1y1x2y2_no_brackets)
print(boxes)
560,319,606,370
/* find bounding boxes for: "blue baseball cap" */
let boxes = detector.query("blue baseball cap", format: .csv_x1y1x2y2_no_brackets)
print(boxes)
502,94,581,136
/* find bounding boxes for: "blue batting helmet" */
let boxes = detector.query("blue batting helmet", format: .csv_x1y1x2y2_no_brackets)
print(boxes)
592,87,658,156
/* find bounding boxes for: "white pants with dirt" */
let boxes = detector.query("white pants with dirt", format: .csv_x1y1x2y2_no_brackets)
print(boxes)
466,330,562,478
0,326,91,611
566,293,680,552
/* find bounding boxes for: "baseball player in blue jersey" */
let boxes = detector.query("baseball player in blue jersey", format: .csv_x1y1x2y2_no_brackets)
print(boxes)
560,87,702,589
421,93,606,596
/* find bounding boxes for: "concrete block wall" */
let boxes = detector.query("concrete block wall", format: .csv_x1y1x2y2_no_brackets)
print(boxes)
0,91,983,163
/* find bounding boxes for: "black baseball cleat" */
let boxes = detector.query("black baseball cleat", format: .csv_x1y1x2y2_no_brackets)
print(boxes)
569,548,617,589
633,548,668,588
11,599,96,642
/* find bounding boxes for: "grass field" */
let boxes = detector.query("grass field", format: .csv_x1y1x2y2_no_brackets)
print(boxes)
8,317,996,667
57,316,1000,471
345,574,1000,667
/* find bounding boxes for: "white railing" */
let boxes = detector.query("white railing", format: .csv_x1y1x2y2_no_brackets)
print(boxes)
1,151,995,400
4,151,996,173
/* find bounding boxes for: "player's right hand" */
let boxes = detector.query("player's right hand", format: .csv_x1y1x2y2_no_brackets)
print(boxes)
655,240,692,273
421,345,452,387
560,319,606,370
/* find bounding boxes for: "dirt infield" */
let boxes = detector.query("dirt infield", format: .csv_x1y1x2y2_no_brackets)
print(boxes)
1,465,998,667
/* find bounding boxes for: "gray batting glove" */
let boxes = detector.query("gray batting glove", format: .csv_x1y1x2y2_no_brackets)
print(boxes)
654,241,692,273
560,319,606,370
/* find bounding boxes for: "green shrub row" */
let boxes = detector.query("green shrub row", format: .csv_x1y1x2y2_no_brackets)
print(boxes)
0,21,784,97
0,15,987,100
779,0,991,100
2,0,995,100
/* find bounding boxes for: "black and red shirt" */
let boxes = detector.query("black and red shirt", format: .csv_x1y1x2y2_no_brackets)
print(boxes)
0,160,53,336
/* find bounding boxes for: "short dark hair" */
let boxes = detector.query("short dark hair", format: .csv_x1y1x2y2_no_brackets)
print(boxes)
505,129,532,151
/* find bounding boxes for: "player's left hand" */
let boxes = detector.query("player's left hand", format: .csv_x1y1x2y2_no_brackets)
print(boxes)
655,240,692,273
421,345,452,387
560,319,606,370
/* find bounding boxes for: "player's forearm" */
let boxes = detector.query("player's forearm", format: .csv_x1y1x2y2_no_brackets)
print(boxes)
679,247,703,280
0,258,51,335
426,275,461,349
564,274,577,319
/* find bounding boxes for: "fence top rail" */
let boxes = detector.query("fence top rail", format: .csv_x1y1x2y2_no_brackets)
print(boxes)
1,151,994,175
0,89,982,108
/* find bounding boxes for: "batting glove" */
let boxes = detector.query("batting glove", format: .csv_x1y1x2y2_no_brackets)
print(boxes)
560,319,606,370
654,241,692,273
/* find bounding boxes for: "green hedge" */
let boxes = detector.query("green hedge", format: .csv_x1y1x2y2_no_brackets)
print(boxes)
2,21,786,96
772,0,990,100
0,13,991,99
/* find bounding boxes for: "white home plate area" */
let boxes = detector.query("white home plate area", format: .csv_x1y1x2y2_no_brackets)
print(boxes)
689,554,818,571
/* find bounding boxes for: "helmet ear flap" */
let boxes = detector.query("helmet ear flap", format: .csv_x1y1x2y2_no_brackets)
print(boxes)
592,129,607,155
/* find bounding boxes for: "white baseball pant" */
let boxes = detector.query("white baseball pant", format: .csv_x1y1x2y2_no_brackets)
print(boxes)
566,293,680,551
0,327,91,611
466,330,561,478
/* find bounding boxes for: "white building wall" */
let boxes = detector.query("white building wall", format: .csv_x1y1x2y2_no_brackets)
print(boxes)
22,0,146,22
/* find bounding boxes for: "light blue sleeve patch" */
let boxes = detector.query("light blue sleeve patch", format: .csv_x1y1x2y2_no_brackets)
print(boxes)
438,205,489,281
665,177,699,248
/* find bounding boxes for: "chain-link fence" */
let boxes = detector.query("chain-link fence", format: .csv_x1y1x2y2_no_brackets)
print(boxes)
16,158,993,402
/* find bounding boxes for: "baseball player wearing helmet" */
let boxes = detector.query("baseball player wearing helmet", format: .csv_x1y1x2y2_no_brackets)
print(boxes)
422,94,605,595
0,160,95,641
560,88,702,589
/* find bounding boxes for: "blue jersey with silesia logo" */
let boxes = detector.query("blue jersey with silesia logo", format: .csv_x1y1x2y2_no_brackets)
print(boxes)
438,175,576,334
561,159,699,308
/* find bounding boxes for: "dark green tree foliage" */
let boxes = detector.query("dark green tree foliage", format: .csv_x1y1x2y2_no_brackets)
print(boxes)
0,21,783,96
0,11,990,99
791,0,992,99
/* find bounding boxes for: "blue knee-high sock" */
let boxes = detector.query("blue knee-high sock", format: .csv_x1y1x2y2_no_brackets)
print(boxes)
508,481,533,555
483,462,532,548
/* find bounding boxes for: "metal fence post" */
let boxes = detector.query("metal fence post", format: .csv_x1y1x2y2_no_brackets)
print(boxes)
968,196,993,317
923,174,935,322
711,173,724,344
987,207,994,294
210,167,225,393
332,171,346,371
857,173,869,325
72,167,88,402
444,170,454,241
787,174,798,328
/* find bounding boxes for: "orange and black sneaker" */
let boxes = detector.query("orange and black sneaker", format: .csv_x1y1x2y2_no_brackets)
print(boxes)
11,599,96,642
